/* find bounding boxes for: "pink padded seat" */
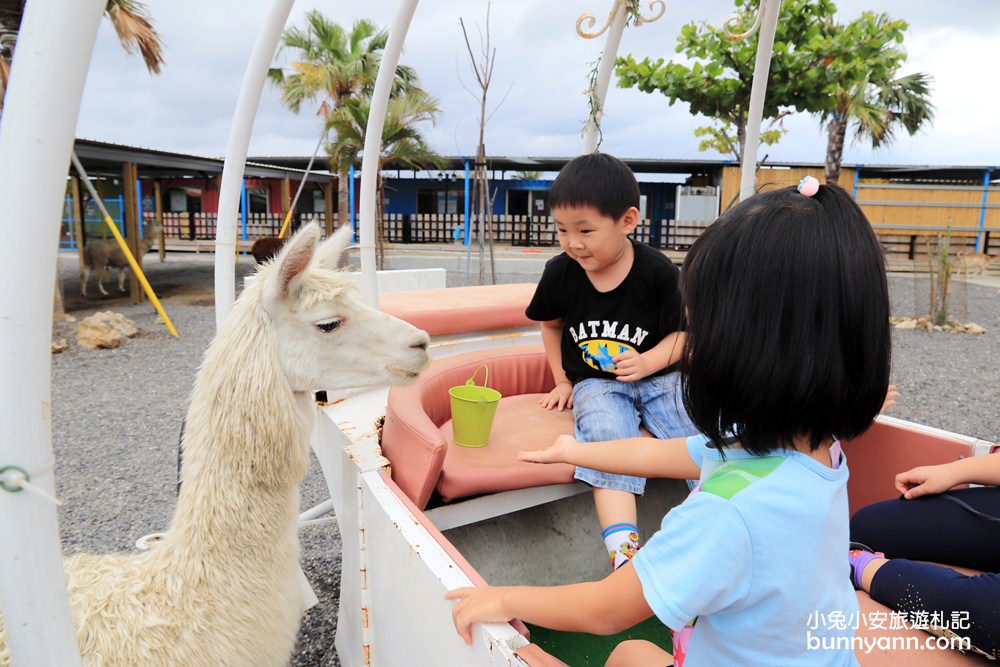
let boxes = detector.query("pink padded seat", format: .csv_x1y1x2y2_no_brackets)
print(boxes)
842,419,972,516
379,283,537,336
381,346,576,509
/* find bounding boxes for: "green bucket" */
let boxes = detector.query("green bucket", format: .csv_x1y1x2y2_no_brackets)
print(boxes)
448,365,502,448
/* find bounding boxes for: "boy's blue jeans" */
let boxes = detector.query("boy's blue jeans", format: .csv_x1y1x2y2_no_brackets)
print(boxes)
572,371,697,494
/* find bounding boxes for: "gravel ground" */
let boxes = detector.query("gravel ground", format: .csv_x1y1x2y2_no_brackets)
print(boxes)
48,250,999,666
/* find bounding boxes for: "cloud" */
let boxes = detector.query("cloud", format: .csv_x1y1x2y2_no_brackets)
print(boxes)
72,0,997,169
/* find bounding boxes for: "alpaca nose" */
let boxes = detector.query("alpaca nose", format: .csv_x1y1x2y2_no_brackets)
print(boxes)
411,332,430,351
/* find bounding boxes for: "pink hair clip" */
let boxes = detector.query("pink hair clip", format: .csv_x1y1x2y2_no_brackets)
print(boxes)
797,176,820,197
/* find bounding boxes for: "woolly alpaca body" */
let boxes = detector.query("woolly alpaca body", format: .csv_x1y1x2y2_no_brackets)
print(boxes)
81,225,159,297
0,224,430,666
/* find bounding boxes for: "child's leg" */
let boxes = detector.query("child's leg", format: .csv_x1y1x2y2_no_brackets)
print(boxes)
606,639,673,667
851,487,1000,572
866,559,1000,660
636,372,699,488
595,488,639,569
572,378,644,569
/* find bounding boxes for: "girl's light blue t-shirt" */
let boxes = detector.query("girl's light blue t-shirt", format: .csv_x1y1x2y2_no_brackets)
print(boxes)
631,434,860,666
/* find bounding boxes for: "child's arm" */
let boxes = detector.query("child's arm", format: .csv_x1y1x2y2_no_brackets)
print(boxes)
445,562,652,644
519,433,701,480
612,331,685,382
896,451,1000,499
538,318,573,411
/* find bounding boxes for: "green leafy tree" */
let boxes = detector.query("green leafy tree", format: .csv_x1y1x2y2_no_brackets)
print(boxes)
817,12,934,184
267,12,417,226
615,0,839,162
325,88,445,268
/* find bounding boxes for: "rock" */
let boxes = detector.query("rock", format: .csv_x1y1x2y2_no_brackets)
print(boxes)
76,311,140,350
893,318,918,330
51,338,68,354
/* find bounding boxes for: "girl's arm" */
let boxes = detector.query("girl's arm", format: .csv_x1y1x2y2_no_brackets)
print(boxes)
445,562,653,644
519,433,701,480
896,451,1000,499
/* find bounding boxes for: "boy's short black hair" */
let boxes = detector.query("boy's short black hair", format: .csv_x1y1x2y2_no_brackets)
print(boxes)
547,152,640,219
680,184,891,456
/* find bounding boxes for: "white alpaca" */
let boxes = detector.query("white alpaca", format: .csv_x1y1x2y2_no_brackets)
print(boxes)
0,223,430,666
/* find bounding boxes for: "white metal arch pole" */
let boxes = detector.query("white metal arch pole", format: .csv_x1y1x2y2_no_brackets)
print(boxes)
581,2,628,155
0,0,105,663
358,0,420,309
215,0,296,330
738,0,781,202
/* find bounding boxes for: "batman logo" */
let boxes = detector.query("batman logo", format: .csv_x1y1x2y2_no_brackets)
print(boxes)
579,339,635,373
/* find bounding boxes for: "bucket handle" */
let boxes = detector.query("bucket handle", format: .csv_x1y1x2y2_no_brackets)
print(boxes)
466,364,489,387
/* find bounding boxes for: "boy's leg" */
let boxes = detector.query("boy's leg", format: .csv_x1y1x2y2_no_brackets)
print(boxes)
636,372,699,488
572,378,644,569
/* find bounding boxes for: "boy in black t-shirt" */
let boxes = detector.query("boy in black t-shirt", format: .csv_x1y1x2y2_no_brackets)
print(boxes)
525,153,697,570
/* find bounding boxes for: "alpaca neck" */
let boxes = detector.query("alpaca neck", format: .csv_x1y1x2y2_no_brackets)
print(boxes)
169,294,312,557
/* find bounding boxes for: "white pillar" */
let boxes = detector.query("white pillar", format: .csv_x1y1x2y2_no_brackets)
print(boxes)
0,0,105,663
581,2,628,154
359,0,420,309
738,0,781,202
215,0,296,330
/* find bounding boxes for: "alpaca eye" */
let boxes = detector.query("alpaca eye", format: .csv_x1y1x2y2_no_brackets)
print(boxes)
315,318,342,333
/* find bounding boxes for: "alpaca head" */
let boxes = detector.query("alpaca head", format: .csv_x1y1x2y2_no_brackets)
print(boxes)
254,223,430,391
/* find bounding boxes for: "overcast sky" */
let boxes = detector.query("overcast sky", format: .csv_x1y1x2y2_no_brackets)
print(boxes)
74,0,999,171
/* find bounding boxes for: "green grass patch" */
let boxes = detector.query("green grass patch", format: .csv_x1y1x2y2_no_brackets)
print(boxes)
524,616,672,666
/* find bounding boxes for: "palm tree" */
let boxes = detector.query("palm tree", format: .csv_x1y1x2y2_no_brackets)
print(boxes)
817,13,934,185
1,0,164,113
325,89,445,268
268,12,417,228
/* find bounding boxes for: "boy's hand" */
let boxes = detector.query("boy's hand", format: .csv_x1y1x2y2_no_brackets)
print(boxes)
895,464,960,499
445,586,510,645
539,381,573,411
612,349,653,382
518,433,575,464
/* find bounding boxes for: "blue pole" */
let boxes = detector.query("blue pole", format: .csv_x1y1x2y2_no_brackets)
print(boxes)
851,165,862,199
136,179,143,235
240,179,248,241
349,163,356,242
463,157,471,246
117,195,124,233
975,168,993,254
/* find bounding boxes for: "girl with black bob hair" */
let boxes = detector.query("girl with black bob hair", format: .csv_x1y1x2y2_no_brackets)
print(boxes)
681,182,891,456
448,180,891,666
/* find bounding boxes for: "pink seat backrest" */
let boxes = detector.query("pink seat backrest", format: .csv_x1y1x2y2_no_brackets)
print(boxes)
842,419,972,516
381,345,554,509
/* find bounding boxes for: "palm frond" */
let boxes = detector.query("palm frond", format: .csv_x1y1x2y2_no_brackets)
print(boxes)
105,0,164,74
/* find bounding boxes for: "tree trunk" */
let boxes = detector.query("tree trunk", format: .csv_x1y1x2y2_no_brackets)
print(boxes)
825,116,848,185
337,165,350,231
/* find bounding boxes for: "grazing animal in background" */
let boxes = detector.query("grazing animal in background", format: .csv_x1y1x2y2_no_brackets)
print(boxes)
251,235,287,264
80,224,160,297
0,223,430,666
957,251,995,276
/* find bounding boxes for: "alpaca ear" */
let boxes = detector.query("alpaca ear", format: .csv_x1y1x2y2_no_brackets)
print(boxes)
268,223,320,301
313,224,354,270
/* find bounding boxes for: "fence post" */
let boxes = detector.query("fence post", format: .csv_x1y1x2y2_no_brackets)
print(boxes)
976,167,994,254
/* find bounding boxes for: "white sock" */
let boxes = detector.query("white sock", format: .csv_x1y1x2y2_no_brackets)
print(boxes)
602,522,640,570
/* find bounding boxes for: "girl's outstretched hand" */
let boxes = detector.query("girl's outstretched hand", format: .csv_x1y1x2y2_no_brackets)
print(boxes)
518,433,575,464
895,464,959,499
880,384,900,414
444,586,510,645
